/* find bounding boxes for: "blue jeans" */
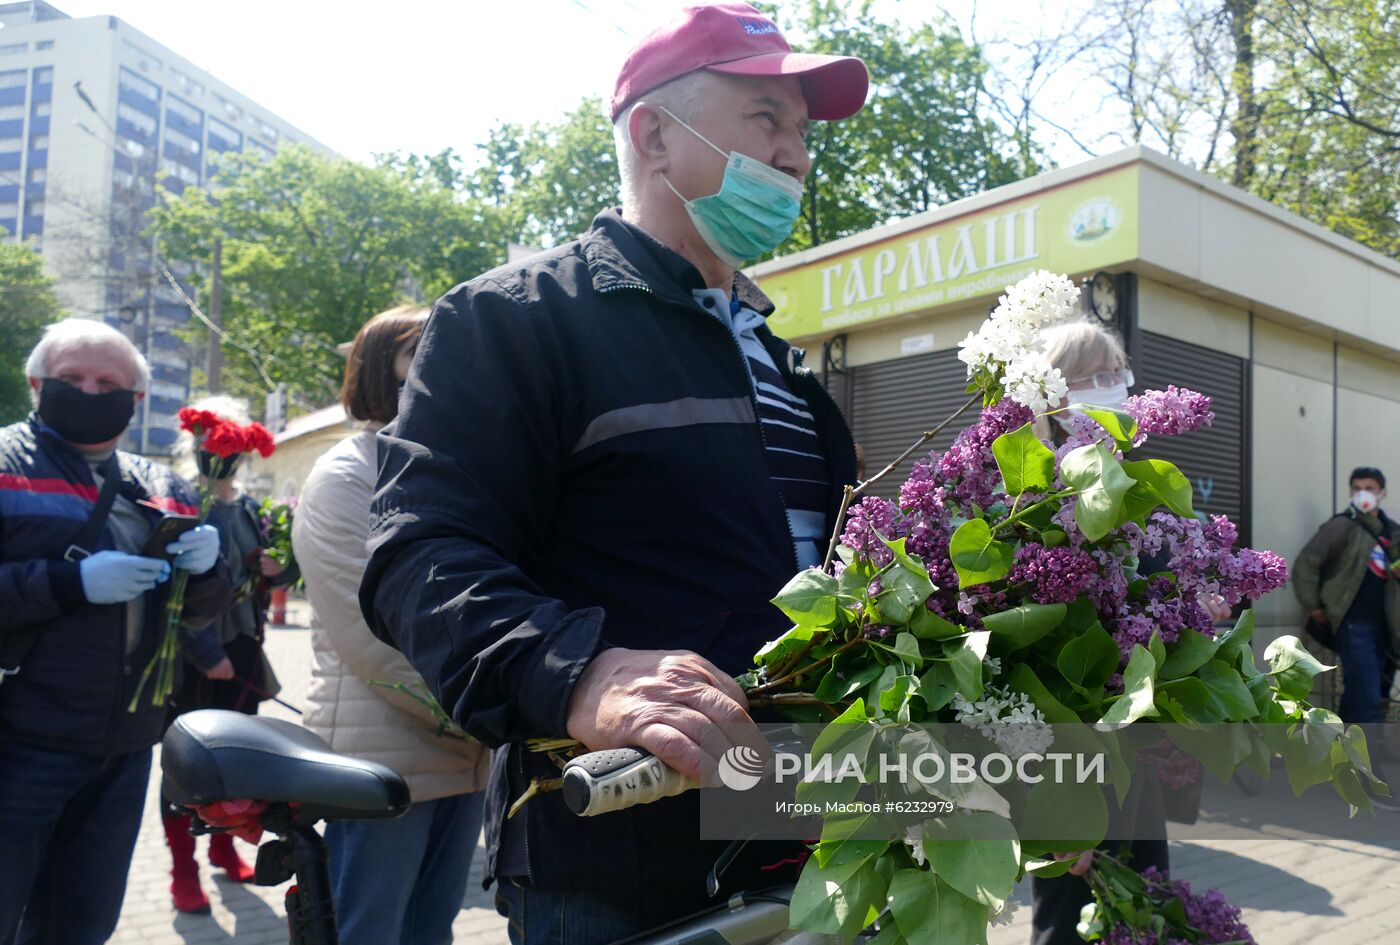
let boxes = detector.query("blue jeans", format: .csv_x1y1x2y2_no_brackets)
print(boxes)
325,791,485,945
1338,617,1390,725
495,879,652,945
0,740,151,945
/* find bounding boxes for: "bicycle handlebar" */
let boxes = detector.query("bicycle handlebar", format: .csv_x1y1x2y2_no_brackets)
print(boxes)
562,747,698,816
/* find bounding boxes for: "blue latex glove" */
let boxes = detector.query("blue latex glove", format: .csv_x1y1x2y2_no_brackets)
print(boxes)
78,551,171,604
168,524,220,574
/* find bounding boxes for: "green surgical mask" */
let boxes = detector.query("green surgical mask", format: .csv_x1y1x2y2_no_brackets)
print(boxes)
658,105,805,266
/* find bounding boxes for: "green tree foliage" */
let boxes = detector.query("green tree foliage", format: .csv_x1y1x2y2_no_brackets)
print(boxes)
1068,0,1400,258
773,0,1033,252
154,146,505,407
1248,0,1400,257
0,237,66,424
471,99,621,249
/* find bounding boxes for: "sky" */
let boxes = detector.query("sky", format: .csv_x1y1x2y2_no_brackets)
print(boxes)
44,0,1104,168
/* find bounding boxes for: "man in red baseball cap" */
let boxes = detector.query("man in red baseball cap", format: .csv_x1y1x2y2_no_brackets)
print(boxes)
362,6,869,943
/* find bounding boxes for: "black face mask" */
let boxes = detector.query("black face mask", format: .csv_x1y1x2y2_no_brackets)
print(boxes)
37,378,137,446
197,450,242,480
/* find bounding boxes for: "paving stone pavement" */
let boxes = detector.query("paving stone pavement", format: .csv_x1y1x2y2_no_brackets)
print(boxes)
112,607,1400,944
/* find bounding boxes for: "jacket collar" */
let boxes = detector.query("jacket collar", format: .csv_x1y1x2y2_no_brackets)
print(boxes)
581,209,776,318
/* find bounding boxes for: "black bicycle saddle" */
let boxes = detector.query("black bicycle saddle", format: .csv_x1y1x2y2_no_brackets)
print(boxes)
162,709,411,822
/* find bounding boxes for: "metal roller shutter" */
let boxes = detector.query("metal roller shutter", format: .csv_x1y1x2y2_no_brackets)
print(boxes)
843,350,978,497
1134,331,1250,544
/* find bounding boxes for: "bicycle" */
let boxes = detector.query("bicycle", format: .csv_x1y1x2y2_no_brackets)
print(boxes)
163,712,838,944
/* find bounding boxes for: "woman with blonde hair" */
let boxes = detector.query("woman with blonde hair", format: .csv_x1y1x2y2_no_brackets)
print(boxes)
297,306,489,945
162,395,297,914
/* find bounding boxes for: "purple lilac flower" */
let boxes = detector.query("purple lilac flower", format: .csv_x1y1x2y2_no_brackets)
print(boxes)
898,458,948,520
1007,545,1099,604
1122,386,1215,443
1110,613,1157,662
1140,867,1257,945
841,496,897,566
936,399,1033,509
1218,548,1289,606
1138,737,1202,791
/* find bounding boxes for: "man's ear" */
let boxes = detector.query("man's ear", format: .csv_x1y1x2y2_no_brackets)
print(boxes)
27,377,41,394
133,390,145,405
629,103,670,174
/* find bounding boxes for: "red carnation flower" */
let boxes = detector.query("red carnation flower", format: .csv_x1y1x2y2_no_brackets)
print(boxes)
178,407,224,436
244,422,276,458
202,422,249,458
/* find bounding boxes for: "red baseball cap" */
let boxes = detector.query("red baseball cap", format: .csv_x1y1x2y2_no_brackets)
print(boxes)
610,3,869,122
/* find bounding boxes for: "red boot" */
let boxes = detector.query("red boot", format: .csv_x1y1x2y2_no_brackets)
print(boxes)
162,815,211,914
208,831,256,883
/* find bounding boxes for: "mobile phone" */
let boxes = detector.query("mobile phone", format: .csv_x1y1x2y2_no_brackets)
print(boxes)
141,513,201,559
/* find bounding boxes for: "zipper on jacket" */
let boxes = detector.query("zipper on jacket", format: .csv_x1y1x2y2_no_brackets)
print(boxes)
598,282,800,573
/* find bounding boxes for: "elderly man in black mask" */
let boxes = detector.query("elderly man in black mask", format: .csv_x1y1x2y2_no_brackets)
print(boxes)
0,318,231,945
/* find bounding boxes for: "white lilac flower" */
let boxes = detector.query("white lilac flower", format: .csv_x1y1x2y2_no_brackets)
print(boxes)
996,270,1081,329
904,823,927,866
1002,349,1068,412
952,684,1055,759
983,655,1003,676
958,271,1079,411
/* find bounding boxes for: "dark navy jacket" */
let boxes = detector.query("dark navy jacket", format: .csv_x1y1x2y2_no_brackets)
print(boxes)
0,417,232,757
361,210,856,920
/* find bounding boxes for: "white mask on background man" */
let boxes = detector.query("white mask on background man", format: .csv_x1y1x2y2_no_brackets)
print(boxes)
1352,490,1380,514
1066,383,1130,411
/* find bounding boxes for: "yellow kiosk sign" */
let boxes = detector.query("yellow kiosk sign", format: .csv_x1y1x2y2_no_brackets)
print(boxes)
756,165,1140,338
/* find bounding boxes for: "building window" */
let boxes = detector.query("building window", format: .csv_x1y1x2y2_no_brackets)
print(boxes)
25,198,43,217
165,125,200,155
0,136,20,151
118,66,159,102
207,116,241,149
32,67,53,84
150,379,185,400
0,70,25,89
117,102,158,136
36,40,55,51
123,40,162,73
159,157,198,184
0,103,22,120
250,139,275,160
30,134,48,150
29,167,44,183
254,118,278,141
0,43,27,56
220,99,241,120
31,101,49,118
150,347,183,368
0,200,17,217
170,68,205,98
122,138,147,159
166,94,202,126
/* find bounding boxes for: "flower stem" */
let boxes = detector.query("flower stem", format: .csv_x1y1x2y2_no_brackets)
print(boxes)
853,393,982,500
993,489,1075,533
819,393,982,575
747,636,865,696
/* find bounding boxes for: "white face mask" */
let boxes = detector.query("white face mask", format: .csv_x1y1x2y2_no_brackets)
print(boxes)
1352,490,1380,514
1065,383,1130,412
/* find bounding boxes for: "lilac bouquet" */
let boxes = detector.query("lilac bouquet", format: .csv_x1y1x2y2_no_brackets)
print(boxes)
1080,858,1256,945
743,271,1383,945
